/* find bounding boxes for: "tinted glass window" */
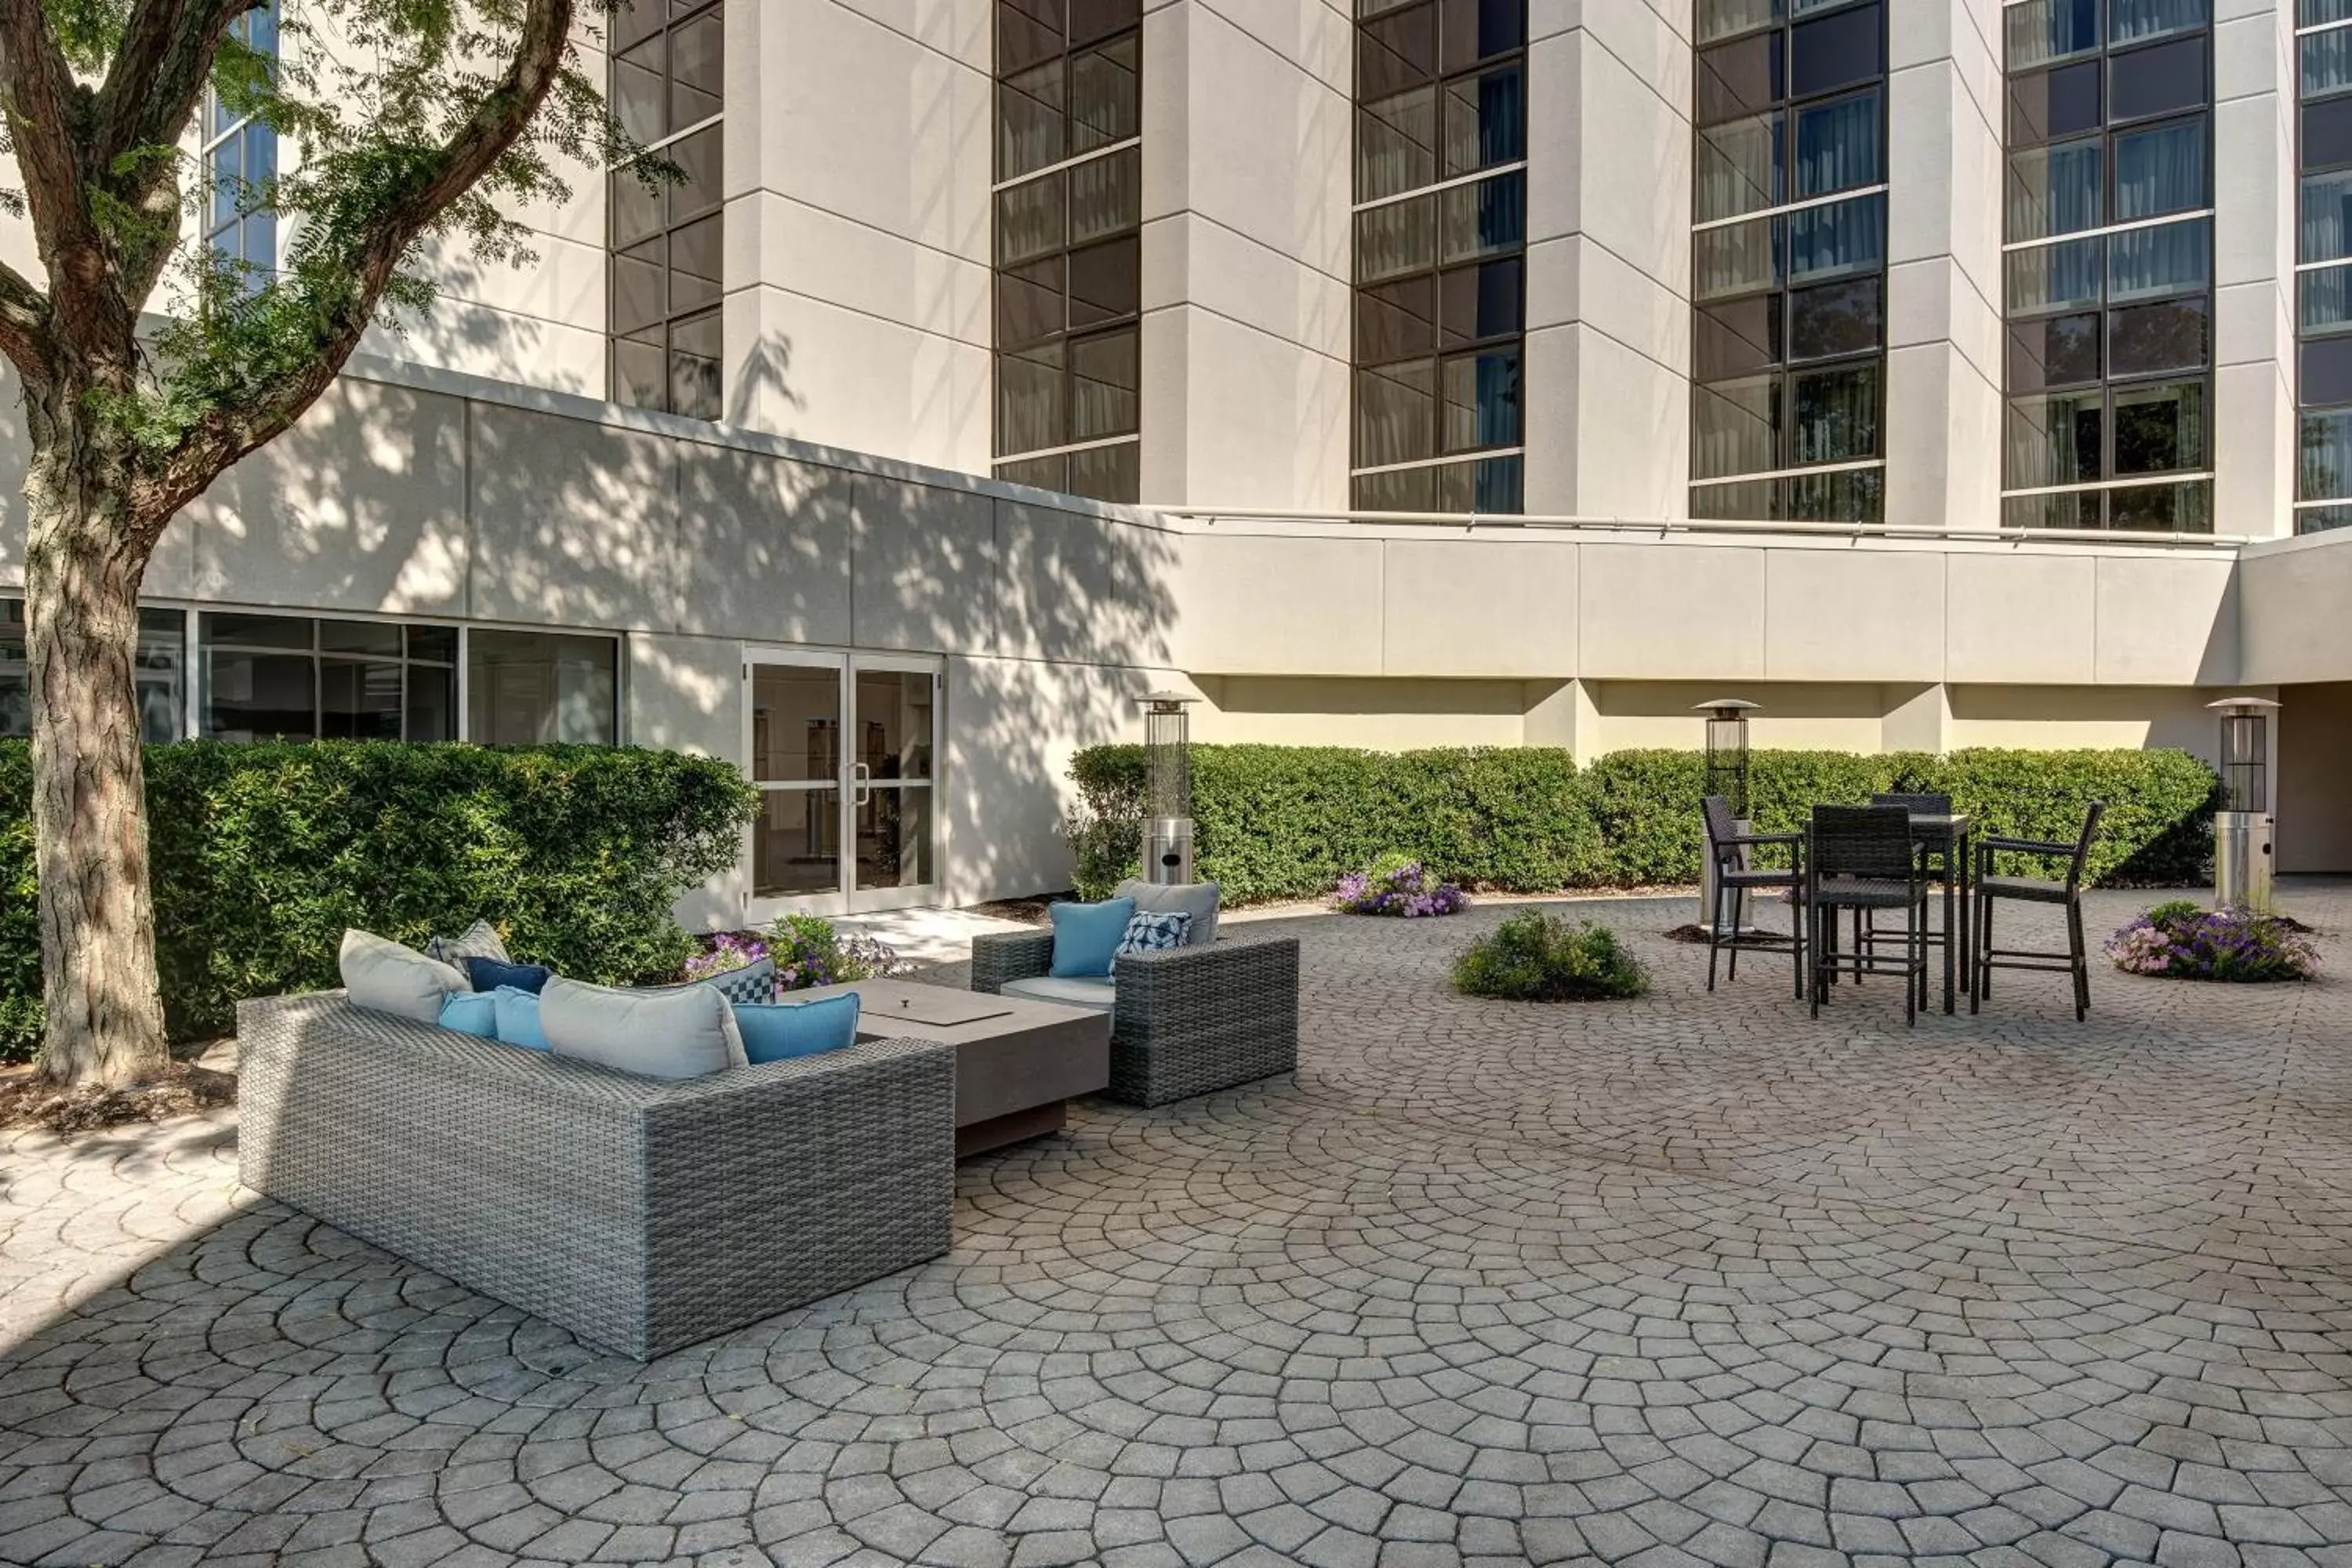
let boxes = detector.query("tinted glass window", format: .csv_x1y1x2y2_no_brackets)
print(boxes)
1697,32,1783,124
1789,2,1878,99
1696,295,1783,380
2009,60,2100,145
2108,296,2209,376
1440,0,1523,72
1438,257,1522,344
2111,379,2205,472
2307,95,2352,172
1360,2,1436,98
2306,335,2352,406
1788,277,1882,361
2009,312,2102,392
1358,276,1437,361
2108,35,2204,123
2006,390,2103,488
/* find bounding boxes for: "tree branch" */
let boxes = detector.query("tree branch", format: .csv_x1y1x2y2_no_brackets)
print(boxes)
96,0,268,305
0,255,54,379
132,0,579,529
0,0,122,356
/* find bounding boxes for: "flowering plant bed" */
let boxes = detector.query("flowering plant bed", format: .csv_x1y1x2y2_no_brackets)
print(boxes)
684,915,909,993
1334,855,1468,918
2104,901,2320,982
1453,913,1650,1002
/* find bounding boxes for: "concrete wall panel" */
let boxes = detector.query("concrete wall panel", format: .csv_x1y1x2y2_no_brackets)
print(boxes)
2094,554,2239,686
630,630,749,930
467,404,677,631
1381,539,1578,678
1181,531,1383,675
996,503,1185,668
2241,532,2352,684
677,445,856,646
1945,554,2097,684
1764,550,1947,683
851,473,998,654
1579,544,1765,679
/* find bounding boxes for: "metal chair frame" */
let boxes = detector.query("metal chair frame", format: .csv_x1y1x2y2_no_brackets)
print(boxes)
1854,792,1959,1007
1702,794,1807,1000
1807,804,1930,1026
1972,801,2104,1022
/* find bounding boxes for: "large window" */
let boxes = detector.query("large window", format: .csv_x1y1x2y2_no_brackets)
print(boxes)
201,614,458,742
1352,0,1527,514
994,0,1142,503
201,0,278,288
468,630,620,745
1690,0,1889,523
610,0,724,421
2002,0,2212,532
2299,0,2352,533
2,601,187,743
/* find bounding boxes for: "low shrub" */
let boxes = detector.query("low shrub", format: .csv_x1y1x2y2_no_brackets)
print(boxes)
2105,903,2321,982
0,740,758,1062
1069,742,2218,904
1334,852,1467,917
1452,912,1651,1002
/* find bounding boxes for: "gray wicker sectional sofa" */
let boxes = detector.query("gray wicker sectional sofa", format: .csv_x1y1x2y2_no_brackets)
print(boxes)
238,993,956,1359
970,931,1300,1107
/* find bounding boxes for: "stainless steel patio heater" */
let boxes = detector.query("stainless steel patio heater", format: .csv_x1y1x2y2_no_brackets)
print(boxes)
2209,696,2280,912
1697,698,1761,932
1142,691,1198,885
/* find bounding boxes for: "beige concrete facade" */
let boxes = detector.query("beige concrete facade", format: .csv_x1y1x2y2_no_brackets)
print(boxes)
4,0,2352,897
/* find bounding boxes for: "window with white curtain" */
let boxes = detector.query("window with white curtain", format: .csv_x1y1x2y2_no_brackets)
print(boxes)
2301,0,2352,531
2001,0,2213,532
1351,0,1528,515
1690,0,1889,524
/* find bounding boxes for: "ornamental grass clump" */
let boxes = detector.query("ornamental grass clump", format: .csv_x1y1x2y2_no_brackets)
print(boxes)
1452,912,1650,1002
1334,853,1468,917
2104,901,2320,982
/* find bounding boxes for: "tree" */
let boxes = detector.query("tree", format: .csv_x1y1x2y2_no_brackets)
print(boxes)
2,0,626,1083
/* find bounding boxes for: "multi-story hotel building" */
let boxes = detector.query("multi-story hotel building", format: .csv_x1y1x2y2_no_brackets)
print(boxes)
2,0,2348,918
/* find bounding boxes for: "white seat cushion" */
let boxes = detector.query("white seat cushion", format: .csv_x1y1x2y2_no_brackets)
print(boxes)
541,977,749,1080
1113,879,1221,946
1002,975,1117,1014
341,929,470,1023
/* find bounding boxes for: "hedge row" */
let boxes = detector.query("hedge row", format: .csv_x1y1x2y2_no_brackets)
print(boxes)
1069,743,2219,904
0,741,757,1062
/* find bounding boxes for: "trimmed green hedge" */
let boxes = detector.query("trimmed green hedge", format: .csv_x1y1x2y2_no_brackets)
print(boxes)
1069,743,2218,903
0,741,757,1062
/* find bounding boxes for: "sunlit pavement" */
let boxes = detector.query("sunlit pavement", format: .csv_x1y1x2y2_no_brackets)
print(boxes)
3,884,2350,1568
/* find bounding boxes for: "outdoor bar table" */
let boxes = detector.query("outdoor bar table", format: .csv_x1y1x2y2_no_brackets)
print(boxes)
1807,809,1974,1015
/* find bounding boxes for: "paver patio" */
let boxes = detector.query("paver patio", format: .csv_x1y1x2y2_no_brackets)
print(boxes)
3,886,2350,1568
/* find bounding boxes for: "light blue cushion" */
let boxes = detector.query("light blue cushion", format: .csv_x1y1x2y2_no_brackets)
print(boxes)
733,992,861,1064
437,991,499,1038
491,985,549,1051
1050,897,1136,978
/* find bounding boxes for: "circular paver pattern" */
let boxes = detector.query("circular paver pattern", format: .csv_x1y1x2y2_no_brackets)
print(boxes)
4,886,2352,1568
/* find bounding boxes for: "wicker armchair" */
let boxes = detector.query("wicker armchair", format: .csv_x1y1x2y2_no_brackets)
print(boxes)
238,993,956,1360
971,930,1300,1107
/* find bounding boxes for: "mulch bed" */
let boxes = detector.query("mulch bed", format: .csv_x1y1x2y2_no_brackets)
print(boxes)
0,1058,237,1134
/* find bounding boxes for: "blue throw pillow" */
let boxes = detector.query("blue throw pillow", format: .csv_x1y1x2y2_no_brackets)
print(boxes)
1049,897,1137,978
491,985,550,1051
466,956,553,995
1116,909,1192,956
733,992,860,1064
437,991,499,1038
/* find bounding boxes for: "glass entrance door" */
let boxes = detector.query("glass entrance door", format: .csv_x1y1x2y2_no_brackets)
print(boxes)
745,650,942,916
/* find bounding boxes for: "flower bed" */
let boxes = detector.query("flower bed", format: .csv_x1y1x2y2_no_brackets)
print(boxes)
2104,901,2320,982
1453,913,1650,1002
684,914,909,994
1334,855,1468,918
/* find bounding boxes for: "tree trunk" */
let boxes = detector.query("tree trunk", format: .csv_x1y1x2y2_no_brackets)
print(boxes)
24,391,169,1087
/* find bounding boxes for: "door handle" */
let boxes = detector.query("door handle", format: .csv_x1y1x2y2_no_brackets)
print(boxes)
852,761,871,807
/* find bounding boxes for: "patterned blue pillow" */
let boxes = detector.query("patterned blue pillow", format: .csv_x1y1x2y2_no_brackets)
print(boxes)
1116,909,1192,957
692,956,777,1004
466,956,552,995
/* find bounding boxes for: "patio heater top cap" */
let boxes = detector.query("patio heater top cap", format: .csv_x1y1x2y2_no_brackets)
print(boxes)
1142,691,1198,711
1693,698,1762,717
2205,696,2282,713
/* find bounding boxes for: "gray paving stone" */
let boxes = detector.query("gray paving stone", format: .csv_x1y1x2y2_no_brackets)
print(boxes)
2,891,2350,1568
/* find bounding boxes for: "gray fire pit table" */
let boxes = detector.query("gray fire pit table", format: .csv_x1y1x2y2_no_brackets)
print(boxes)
793,978,1111,1156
